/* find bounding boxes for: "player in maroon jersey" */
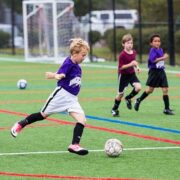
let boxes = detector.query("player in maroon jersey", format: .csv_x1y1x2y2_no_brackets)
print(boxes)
111,33,141,117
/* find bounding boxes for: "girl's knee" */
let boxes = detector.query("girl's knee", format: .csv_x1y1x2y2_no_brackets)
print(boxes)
116,93,123,100
136,86,142,92
146,87,154,94
78,116,86,125
41,112,49,118
81,119,86,125
134,83,141,92
70,112,86,125
162,87,168,94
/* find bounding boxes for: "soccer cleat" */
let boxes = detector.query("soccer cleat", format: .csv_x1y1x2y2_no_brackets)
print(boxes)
163,109,174,115
11,123,22,137
111,109,119,117
68,144,88,155
134,99,141,111
125,97,132,110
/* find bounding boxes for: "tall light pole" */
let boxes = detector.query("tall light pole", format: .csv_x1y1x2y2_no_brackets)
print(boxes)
88,0,93,62
11,0,15,55
112,0,116,61
167,0,175,65
138,0,142,63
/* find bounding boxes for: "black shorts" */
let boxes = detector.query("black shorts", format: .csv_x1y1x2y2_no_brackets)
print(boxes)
118,73,140,94
146,69,168,87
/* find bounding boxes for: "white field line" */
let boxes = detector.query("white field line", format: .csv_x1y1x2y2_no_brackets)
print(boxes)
82,64,180,74
0,146,180,156
0,57,180,74
0,57,24,62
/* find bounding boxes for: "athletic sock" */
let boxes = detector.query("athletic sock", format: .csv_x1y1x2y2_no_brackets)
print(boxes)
112,99,121,110
72,123,84,144
125,88,138,99
18,112,45,128
138,91,149,102
163,95,169,109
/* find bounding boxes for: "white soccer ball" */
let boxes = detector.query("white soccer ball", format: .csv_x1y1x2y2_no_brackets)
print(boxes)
104,138,123,157
17,79,27,89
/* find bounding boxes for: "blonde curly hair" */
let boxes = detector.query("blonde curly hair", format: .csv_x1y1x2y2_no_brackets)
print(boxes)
69,38,90,55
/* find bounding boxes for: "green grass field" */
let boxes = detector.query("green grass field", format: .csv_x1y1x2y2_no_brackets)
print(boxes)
0,58,180,180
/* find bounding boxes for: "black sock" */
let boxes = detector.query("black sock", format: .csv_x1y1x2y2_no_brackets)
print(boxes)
138,91,149,102
18,112,44,128
112,99,121,110
126,88,138,99
163,95,169,109
72,123,84,144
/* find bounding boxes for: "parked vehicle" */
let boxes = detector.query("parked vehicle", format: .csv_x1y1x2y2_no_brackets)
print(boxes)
81,9,138,35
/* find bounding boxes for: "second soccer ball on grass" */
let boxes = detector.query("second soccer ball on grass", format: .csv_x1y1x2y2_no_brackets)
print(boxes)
17,79,27,90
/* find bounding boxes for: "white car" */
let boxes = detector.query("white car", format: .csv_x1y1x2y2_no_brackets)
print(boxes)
81,9,138,35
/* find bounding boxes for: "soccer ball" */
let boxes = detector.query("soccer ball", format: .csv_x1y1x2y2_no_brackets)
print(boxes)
17,79,27,89
104,138,123,157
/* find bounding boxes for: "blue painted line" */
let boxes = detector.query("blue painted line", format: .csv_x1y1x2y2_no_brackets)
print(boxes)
86,115,180,134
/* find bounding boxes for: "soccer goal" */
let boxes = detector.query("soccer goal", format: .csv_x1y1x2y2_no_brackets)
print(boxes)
23,0,82,63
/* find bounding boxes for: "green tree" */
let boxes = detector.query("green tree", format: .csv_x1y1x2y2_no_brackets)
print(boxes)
73,0,89,16
127,0,180,22
127,0,167,21
74,0,130,17
4,0,22,14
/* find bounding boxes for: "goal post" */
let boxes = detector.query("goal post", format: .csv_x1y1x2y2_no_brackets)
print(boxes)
23,0,82,63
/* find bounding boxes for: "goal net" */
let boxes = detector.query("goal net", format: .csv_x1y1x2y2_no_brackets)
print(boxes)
23,0,83,63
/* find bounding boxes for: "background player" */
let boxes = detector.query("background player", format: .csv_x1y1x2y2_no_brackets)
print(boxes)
134,34,174,115
111,33,141,117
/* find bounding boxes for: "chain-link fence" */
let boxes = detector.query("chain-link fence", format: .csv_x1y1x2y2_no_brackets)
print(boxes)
0,0,179,65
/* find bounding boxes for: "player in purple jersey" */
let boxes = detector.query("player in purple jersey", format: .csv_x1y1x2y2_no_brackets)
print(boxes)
134,34,174,115
56,56,82,96
11,38,90,155
111,34,141,117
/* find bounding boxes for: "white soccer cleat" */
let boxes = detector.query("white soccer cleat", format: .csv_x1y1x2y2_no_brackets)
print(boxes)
111,109,119,117
11,123,22,137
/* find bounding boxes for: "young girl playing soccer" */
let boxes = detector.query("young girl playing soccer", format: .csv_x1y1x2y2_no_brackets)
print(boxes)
134,34,174,115
11,38,90,155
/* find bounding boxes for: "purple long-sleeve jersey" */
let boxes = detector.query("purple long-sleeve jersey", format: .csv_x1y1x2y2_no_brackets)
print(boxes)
148,47,165,69
56,57,82,96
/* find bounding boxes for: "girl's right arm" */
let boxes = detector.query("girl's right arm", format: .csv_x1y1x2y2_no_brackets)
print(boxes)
45,72,65,80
